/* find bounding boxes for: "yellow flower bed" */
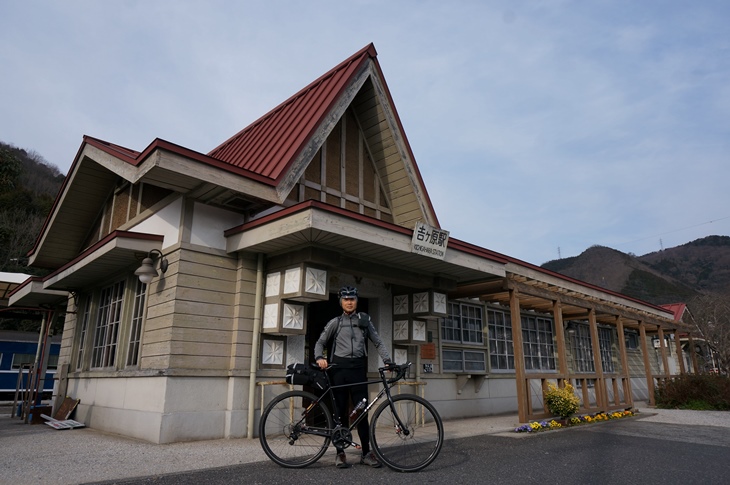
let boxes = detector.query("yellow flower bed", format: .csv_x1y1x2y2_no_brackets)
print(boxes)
515,409,635,433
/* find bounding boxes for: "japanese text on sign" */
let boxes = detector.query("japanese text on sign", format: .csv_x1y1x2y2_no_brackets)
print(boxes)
411,222,449,260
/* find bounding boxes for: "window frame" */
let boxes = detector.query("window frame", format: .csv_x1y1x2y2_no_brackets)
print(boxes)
125,278,148,367
522,314,556,372
443,301,484,346
76,271,148,372
625,330,640,350
91,280,126,369
487,307,515,371
598,326,616,373
570,322,595,373
442,348,487,373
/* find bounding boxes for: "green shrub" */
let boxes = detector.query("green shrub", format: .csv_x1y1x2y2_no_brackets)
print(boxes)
655,374,730,410
544,383,580,418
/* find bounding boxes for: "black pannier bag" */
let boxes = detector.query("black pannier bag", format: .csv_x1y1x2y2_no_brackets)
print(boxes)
285,363,328,391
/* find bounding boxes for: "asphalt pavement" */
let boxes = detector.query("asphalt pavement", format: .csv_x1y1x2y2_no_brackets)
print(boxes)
2,404,729,485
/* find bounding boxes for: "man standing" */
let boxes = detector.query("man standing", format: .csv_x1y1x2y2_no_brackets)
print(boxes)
314,286,392,469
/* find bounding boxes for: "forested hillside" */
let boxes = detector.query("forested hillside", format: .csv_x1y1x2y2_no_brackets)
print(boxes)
0,141,64,275
542,236,730,305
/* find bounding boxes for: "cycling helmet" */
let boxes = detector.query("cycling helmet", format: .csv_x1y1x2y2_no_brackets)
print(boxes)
338,286,358,300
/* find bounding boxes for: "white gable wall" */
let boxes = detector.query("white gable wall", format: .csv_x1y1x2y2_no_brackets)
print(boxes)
129,196,183,249
191,202,246,250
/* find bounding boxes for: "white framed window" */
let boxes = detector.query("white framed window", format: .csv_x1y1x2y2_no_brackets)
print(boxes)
125,279,148,367
625,330,639,350
522,314,556,371
487,308,514,370
570,323,594,373
443,348,486,373
91,280,126,369
76,297,91,370
443,302,483,345
599,327,615,373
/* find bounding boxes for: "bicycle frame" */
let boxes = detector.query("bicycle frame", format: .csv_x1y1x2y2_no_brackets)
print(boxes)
299,364,411,447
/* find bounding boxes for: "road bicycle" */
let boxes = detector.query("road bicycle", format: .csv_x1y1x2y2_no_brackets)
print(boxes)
259,362,443,472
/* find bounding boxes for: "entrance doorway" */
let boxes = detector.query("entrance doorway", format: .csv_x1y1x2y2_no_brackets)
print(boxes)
305,293,369,364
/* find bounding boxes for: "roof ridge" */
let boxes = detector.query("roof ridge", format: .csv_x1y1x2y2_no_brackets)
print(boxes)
208,43,377,158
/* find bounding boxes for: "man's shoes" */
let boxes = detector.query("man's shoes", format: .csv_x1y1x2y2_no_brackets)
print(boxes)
360,451,382,468
335,452,351,468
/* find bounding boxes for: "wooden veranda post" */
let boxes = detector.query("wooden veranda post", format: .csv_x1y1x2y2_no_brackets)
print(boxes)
639,322,656,406
675,330,686,374
657,327,670,379
588,309,606,410
615,316,633,407
553,300,569,380
510,289,528,423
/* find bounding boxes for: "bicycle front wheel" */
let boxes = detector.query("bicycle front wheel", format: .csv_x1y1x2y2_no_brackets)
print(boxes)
370,393,444,472
259,390,333,468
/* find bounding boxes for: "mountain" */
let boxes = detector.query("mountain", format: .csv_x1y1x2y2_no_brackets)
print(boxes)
0,141,65,274
541,236,730,305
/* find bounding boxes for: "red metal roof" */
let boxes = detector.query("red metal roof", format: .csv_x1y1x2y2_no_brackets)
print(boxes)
207,44,378,183
660,302,687,321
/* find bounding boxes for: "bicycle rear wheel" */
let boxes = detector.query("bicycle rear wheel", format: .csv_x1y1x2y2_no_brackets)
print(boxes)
370,393,443,472
259,390,333,468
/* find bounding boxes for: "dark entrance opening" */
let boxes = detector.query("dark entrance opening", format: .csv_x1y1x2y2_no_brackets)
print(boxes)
305,293,369,364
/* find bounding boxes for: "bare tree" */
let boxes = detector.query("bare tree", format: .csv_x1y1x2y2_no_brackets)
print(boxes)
0,207,44,272
687,293,730,375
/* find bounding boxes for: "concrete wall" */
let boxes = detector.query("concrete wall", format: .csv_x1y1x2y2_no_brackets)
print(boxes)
67,375,253,443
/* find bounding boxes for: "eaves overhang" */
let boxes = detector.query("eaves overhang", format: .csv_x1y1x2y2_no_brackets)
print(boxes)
224,201,507,283
41,231,164,291
1,272,32,308
8,277,68,308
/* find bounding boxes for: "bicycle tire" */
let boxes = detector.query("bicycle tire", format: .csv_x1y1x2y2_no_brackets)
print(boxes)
259,390,333,468
370,393,443,472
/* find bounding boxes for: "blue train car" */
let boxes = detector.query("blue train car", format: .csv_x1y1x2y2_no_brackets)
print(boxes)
0,330,61,399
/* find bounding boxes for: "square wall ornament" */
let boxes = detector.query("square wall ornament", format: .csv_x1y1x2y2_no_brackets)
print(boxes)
261,336,286,368
281,301,306,333
393,320,410,342
412,320,427,342
412,291,448,317
394,347,409,365
280,264,328,302
263,302,279,331
263,300,306,335
265,272,281,297
394,294,409,315
393,319,427,344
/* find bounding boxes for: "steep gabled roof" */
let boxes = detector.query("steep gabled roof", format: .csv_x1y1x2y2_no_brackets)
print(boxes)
208,44,376,182
29,43,441,269
661,302,687,322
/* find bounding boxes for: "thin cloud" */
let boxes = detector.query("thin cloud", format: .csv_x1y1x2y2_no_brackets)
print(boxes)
1,0,728,265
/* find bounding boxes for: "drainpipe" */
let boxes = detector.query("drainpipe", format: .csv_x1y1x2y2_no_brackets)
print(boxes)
246,253,265,439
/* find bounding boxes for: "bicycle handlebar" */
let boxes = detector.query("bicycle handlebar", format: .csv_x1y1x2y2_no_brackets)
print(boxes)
380,362,411,384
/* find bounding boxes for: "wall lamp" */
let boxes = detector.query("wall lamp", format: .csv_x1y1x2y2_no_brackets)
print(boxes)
134,249,169,284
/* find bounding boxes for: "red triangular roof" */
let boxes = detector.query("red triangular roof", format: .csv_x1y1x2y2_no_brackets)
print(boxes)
208,44,378,182
661,302,687,321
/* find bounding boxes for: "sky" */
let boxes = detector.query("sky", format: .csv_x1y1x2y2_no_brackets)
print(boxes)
2,0,729,266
